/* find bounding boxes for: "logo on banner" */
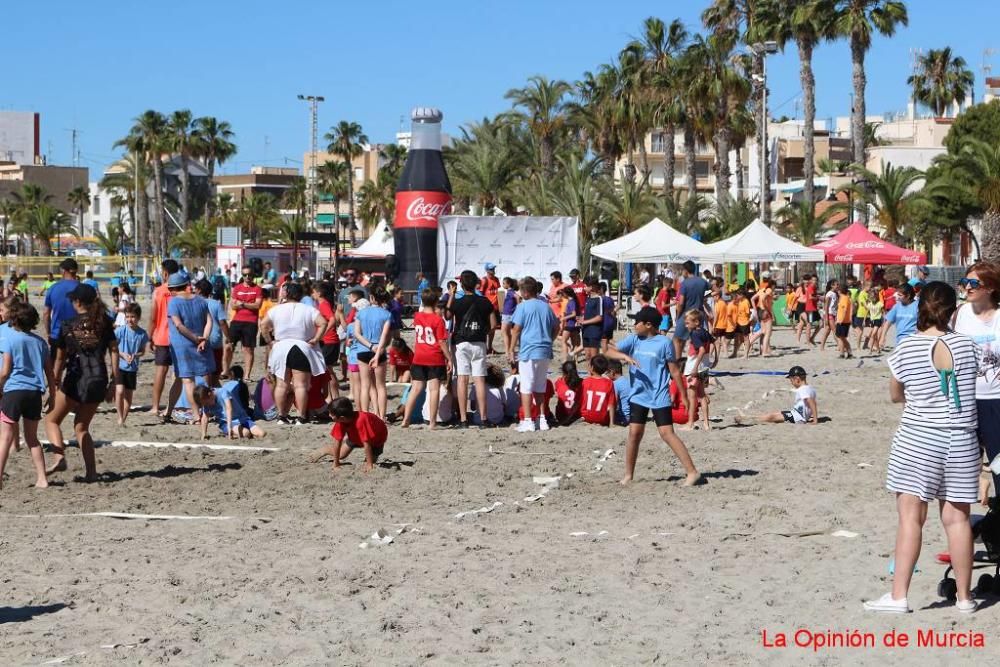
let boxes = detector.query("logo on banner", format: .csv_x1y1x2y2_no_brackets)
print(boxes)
900,254,923,263
394,191,452,230
845,240,885,249
833,254,855,262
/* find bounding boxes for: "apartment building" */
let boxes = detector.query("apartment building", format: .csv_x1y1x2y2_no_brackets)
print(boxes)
213,166,300,205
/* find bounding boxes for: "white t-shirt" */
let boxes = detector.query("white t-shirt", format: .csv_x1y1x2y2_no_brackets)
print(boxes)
421,385,454,423
470,386,505,425
268,302,321,341
114,294,135,327
825,290,838,316
791,385,817,423
954,303,1000,399
502,375,521,418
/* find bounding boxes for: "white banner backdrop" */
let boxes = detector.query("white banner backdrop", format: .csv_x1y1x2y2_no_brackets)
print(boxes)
436,216,579,286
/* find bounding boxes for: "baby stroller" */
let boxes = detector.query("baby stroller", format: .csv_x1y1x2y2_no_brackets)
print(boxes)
938,496,1000,599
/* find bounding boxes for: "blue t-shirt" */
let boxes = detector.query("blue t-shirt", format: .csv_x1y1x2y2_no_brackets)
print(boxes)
616,333,676,409
44,278,80,340
582,296,603,339
0,322,12,352
388,299,404,330
83,278,99,291
679,276,709,315
352,306,392,354
512,298,558,361
613,375,634,423
886,300,918,341
115,325,149,372
602,296,616,332
301,295,316,308
0,328,49,393
265,268,278,284
210,379,251,422
205,298,227,349
416,278,430,295
564,299,579,330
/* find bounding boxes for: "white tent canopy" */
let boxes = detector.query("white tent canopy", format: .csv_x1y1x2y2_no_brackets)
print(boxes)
590,218,708,263
694,219,824,263
343,219,393,258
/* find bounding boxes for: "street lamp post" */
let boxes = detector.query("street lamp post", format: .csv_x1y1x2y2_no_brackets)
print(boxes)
297,94,325,275
752,41,779,225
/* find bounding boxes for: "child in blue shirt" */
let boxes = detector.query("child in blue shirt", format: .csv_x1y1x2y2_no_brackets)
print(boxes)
607,359,633,426
0,301,55,489
605,306,701,486
114,302,149,426
193,380,265,440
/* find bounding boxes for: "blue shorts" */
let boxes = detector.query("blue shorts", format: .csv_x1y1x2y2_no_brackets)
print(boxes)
220,416,255,435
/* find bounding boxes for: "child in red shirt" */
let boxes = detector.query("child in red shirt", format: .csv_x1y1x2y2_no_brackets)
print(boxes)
307,370,331,420
516,376,554,422
388,338,413,382
579,355,616,426
310,397,388,472
401,289,454,429
554,360,583,425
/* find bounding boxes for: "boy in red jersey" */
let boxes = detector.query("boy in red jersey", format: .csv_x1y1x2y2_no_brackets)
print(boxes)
401,289,454,429
579,354,616,427
310,397,388,472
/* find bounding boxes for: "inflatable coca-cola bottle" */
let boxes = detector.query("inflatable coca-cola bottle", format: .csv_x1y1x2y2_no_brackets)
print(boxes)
394,107,451,290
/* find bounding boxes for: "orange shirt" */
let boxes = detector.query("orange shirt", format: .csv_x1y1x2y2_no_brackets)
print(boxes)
713,301,727,331
836,294,852,324
736,300,751,327
725,301,738,332
152,283,172,346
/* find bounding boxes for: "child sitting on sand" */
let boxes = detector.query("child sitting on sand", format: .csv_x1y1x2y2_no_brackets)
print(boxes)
310,397,388,472
737,366,818,425
579,354,616,427
193,380,265,440
608,359,633,426
554,359,583,425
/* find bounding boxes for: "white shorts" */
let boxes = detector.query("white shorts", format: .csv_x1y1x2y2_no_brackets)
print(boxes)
455,341,488,377
683,356,711,378
518,359,550,394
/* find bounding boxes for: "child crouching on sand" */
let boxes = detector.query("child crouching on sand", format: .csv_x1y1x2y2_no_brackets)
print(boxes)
193,382,265,440
737,366,818,425
0,301,56,489
310,397,388,472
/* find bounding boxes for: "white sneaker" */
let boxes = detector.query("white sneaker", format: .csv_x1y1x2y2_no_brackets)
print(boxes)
863,592,911,614
516,420,536,433
537,417,550,431
957,598,979,614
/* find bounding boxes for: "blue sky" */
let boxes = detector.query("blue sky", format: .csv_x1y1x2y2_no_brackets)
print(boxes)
4,0,998,177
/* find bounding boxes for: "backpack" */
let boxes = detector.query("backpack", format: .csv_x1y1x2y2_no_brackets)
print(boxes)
212,274,227,301
456,296,486,340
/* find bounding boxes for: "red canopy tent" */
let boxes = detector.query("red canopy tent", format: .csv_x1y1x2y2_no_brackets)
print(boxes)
810,223,926,264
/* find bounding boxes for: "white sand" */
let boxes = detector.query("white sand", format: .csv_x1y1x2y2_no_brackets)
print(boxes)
0,328,996,665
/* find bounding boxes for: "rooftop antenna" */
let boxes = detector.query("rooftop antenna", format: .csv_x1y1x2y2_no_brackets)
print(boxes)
263,135,270,165
982,48,996,104
63,127,82,167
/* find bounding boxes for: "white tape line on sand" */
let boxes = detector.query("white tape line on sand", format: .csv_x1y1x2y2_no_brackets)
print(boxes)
37,438,280,453
15,512,236,521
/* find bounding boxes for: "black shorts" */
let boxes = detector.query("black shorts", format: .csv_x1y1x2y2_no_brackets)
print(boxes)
780,410,797,424
321,342,341,366
835,323,851,338
628,402,673,427
582,337,601,349
602,328,615,341
808,311,820,323
736,324,750,335
48,337,62,361
154,345,172,366
229,321,258,348
0,389,43,422
977,399,1000,486
411,364,447,382
724,331,735,340
347,440,384,460
852,316,865,329
867,318,883,328
62,374,108,405
116,369,137,390
794,304,806,317
285,346,312,373
357,350,387,365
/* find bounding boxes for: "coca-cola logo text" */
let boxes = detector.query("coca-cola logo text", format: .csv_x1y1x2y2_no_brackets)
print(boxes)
900,255,923,263
845,241,886,249
833,254,855,261
405,197,451,222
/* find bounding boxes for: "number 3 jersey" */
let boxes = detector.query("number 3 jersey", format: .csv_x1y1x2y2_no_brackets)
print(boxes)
412,311,449,367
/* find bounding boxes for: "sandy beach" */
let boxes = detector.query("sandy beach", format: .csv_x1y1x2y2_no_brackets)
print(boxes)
1,326,997,665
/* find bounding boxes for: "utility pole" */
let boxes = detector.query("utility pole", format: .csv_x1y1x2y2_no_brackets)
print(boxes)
64,127,81,166
982,48,996,104
297,94,324,275
752,41,778,225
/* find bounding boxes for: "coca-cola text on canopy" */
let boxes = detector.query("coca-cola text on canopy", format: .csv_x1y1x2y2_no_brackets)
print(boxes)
844,240,886,249
394,190,452,230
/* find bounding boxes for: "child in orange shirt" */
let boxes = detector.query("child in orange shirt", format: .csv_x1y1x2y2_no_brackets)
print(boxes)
835,284,854,359
724,296,738,359
712,293,729,358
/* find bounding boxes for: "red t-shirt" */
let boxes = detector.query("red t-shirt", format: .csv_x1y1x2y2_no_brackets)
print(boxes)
231,283,263,323
570,280,587,311
479,275,501,310
388,346,413,372
554,377,582,421
804,284,818,312
412,311,448,367
655,288,672,315
318,300,339,345
518,379,554,421
330,411,387,449
308,371,330,410
579,376,615,425
670,376,698,424
883,287,896,312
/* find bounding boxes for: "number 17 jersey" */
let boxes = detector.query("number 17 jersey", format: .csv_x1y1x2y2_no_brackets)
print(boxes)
412,311,448,366
579,376,616,425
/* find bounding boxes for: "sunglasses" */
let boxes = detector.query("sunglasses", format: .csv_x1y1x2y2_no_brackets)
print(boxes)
959,278,982,289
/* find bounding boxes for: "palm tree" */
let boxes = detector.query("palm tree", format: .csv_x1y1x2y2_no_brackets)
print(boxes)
192,116,237,225
168,110,196,228
283,177,308,222
837,161,925,241
777,198,836,246
504,75,572,176
67,185,91,237
233,193,280,244
448,121,525,214
106,143,151,253
94,216,129,256
264,215,309,245
215,193,235,225
356,170,396,232
324,121,368,244
907,47,975,118
598,176,658,237
0,199,14,255
170,220,216,257
16,204,76,256
379,143,408,180
931,137,1000,261
655,192,712,236
762,0,834,207
316,159,350,239
118,110,170,255
703,192,757,242
569,68,625,177
829,0,909,166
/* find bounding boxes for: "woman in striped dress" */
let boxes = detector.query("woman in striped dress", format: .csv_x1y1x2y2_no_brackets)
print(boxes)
865,282,981,614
